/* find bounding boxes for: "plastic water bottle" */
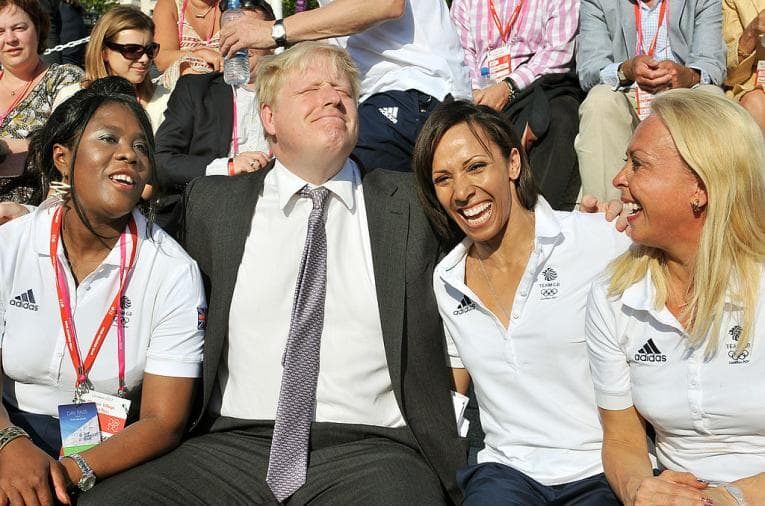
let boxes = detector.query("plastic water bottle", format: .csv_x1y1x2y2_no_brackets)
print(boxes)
222,0,250,86
478,67,493,89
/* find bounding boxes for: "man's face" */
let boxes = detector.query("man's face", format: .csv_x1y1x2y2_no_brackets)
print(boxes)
261,56,358,166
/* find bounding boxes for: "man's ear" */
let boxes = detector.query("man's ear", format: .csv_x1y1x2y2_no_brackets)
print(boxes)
52,144,71,180
260,103,276,137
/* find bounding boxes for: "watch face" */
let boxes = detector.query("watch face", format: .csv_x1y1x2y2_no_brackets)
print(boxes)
79,474,96,491
272,24,286,39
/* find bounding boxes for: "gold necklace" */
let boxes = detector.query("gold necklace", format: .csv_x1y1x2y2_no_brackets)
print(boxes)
2,61,42,96
194,1,216,17
475,253,512,324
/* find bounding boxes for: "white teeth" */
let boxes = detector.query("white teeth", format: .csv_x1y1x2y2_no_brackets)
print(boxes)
110,174,134,185
462,202,490,217
624,202,642,214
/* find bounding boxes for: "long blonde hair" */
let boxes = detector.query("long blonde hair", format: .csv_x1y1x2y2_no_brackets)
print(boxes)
608,90,765,356
83,6,155,101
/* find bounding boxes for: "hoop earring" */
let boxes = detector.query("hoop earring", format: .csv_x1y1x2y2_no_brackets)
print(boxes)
50,180,71,200
691,199,702,216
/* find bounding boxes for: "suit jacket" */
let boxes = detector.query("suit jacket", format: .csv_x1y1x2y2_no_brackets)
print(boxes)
154,73,233,232
180,163,468,503
577,0,726,91
723,0,764,99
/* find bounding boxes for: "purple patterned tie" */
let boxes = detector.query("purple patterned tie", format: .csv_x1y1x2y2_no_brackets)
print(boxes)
266,186,330,502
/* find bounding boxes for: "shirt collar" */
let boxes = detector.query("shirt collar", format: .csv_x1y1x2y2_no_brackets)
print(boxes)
274,158,358,213
33,199,147,266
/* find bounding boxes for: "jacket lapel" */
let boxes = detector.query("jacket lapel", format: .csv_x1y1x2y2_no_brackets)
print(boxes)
213,77,235,154
363,173,409,403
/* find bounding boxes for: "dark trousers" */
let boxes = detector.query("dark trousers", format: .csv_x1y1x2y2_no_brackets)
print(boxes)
458,462,619,506
353,89,442,173
6,403,61,457
505,94,581,211
80,418,447,506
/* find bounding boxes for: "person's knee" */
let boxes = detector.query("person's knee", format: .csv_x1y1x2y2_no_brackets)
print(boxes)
579,85,630,121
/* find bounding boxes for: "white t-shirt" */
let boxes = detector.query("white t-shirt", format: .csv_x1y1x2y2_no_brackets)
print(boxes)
0,201,205,416
586,269,765,482
318,0,471,102
434,197,630,485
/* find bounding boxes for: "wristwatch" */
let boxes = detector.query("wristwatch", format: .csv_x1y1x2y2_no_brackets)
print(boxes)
0,425,30,451
617,62,631,85
718,482,747,505
271,19,287,48
68,453,97,492
503,77,518,103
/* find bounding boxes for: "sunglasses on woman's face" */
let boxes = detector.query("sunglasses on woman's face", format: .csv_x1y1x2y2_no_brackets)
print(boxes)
104,41,160,60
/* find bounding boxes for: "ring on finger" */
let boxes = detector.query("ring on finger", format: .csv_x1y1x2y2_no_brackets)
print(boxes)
249,161,256,167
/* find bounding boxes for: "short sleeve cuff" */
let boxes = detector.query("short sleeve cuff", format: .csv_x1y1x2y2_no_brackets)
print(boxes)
448,355,464,369
595,389,634,411
145,354,203,378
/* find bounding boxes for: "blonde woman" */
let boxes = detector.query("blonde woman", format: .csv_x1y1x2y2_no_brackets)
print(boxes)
723,0,765,134
586,90,765,506
53,6,170,132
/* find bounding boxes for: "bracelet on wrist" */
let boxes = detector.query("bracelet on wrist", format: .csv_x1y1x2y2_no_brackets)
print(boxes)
227,158,235,176
503,78,517,103
0,425,30,451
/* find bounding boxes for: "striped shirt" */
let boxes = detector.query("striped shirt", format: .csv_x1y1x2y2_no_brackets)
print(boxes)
450,0,579,90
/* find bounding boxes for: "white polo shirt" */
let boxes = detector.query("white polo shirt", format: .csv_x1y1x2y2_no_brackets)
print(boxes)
586,269,765,482
434,197,630,486
0,201,205,416
318,0,471,102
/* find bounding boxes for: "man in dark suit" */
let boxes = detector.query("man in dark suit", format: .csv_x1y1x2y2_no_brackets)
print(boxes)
153,0,274,235
81,42,466,505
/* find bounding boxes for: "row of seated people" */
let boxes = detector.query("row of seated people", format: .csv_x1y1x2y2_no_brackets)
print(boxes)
1,39,765,505
2,0,765,213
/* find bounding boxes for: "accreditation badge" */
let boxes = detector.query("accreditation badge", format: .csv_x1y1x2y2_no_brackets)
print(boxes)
487,45,512,82
58,402,101,456
635,86,654,121
756,60,765,86
80,390,131,440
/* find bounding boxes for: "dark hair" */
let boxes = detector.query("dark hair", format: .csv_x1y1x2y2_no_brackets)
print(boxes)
412,100,538,242
27,76,156,238
220,0,275,20
0,0,50,53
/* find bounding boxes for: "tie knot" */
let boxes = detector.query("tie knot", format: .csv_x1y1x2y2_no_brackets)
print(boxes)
299,186,330,211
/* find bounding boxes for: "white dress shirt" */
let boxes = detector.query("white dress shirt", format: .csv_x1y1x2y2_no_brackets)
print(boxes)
435,198,630,485
586,268,765,482
212,159,405,427
0,201,205,415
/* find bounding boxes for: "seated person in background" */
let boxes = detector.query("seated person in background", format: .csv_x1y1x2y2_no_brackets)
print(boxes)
78,41,467,505
152,0,222,90
723,0,765,135
0,0,82,204
586,90,765,506
575,0,725,202
0,84,204,503
54,6,170,133
218,0,471,173
450,0,584,210
412,100,627,505
153,0,274,235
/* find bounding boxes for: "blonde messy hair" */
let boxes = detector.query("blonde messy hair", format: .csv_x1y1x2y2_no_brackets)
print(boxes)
254,42,359,141
608,89,765,357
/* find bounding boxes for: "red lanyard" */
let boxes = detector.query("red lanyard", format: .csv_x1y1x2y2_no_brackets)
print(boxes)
489,0,524,45
634,0,668,58
0,70,36,125
231,85,239,156
50,206,138,397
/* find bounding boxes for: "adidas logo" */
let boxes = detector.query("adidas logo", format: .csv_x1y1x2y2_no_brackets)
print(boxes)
453,295,476,316
378,106,398,124
10,289,39,311
634,338,667,363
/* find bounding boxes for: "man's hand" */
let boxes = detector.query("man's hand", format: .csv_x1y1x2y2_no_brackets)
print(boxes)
579,195,629,234
655,60,699,89
220,16,275,58
472,83,509,112
0,202,29,225
0,437,72,505
622,55,671,94
738,10,765,58
231,151,271,175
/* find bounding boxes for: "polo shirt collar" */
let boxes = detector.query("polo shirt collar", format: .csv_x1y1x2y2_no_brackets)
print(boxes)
274,158,357,213
33,199,148,267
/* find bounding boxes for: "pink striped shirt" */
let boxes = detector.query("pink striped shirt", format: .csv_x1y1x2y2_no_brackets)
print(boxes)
450,0,579,90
